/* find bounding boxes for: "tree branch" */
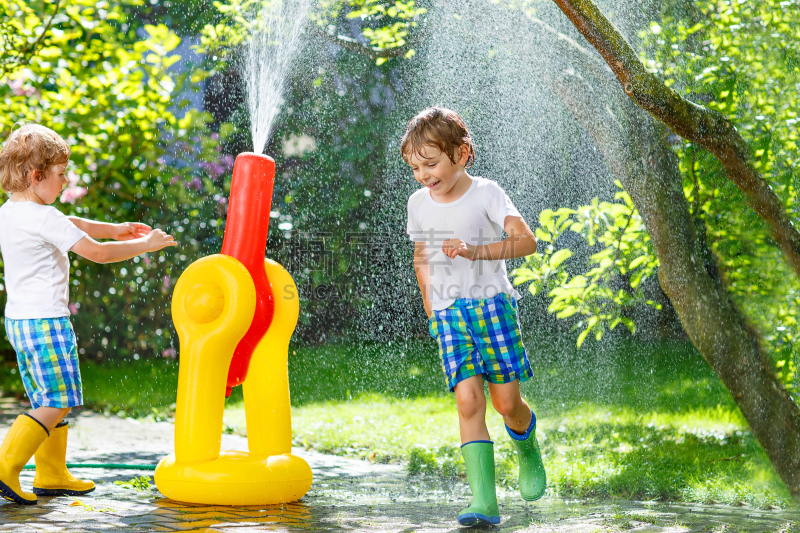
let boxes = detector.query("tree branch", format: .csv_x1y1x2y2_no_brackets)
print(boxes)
25,0,61,57
549,0,800,279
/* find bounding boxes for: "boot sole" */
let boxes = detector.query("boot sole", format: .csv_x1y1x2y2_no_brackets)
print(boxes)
33,486,95,496
0,479,37,505
458,512,500,526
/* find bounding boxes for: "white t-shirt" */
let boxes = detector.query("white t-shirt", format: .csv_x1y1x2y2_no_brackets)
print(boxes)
0,201,87,319
407,176,523,311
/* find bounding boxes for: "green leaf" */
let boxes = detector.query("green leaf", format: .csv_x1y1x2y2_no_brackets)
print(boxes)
556,307,578,319
629,255,648,270
577,327,590,348
549,249,574,269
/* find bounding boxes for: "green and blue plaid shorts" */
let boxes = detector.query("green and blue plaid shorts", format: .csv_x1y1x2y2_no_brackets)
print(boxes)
4,317,83,409
429,293,532,391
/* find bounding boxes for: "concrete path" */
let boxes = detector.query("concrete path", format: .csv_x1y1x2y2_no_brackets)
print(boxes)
0,399,798,532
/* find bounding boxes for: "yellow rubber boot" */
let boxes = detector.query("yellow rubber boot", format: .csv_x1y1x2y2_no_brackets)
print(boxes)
33,421,95,496
0,414,49,504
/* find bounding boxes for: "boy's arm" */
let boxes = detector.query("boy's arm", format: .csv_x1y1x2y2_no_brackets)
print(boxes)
442,216,537,261
414,241,434,318
68,216,152,241
70,229,176,264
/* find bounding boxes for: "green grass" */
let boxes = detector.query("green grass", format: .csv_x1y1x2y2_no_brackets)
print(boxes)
114,475,155,492
0,337,793,506
0,357,180,419
231,338,792,507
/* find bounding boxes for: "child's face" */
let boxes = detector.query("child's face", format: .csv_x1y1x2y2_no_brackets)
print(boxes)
29,163,68,205
407,145,469,197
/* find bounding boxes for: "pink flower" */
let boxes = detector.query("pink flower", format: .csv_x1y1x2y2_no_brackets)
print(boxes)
69,303,78,315
163,275,171,289
8,78,36,97
60,186,87,204
143,255,152,266
66,171,79,186
162,348,177,358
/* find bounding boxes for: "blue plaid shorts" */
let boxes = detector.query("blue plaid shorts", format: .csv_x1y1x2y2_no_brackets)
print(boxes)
429,293,533,391
4,317,83,409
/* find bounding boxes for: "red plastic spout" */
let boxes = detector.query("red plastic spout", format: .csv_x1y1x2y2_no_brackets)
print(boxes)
220,153,276,396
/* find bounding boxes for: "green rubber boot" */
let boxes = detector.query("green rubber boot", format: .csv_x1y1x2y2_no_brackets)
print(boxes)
458,441,500,526
506,411,546,501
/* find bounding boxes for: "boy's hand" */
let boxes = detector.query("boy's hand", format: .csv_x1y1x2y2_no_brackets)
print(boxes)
114,222,152,241
144,229,178,252
442,238,478,260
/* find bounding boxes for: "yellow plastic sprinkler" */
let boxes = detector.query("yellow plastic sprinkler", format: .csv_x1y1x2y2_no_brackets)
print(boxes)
154,154,312,505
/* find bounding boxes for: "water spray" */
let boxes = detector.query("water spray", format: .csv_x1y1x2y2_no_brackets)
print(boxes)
245,0,309,154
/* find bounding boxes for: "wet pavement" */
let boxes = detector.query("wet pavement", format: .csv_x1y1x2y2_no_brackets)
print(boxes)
0,398,798,532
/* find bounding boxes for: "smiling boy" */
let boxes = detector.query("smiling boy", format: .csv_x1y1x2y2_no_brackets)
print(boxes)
403,108,547,526
0,124,176,504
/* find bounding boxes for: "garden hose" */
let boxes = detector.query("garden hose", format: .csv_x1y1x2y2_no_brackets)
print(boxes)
23,463,156,471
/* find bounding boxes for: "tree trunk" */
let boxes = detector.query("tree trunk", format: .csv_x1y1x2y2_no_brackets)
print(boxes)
548,0,800,280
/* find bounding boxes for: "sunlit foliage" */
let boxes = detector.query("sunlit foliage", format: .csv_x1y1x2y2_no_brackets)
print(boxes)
0,0,224,362
643,0,800,390
0,0,58,76
340,1,425,63
199,0,425,64
512,185,660,347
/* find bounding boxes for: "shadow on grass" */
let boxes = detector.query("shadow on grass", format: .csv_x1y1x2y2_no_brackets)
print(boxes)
542,417,780,503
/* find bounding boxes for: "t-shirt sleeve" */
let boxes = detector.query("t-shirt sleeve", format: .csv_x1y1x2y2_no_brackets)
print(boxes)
38,208,88,254
407,197,426,242
484,181,522,229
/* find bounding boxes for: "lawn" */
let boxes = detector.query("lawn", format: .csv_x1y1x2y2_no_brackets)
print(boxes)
248,337,789,507
0,336,791,506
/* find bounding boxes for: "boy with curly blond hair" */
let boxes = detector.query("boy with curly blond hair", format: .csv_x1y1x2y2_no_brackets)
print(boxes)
0,124,176,504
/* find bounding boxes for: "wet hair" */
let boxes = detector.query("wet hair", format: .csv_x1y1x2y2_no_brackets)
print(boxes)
0,123,71,193
400,107,475,168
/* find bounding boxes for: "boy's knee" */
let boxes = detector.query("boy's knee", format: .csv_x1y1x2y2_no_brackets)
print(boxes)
455,386,485,419
491,394,523,417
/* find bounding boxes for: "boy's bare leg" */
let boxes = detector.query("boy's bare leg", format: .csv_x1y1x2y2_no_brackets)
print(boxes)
29,407,71,433
487,380,532,434
454,375,490,443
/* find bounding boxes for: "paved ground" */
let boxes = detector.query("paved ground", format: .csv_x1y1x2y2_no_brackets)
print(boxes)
0,398,798,532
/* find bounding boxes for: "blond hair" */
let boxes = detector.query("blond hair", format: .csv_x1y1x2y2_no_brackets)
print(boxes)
0,124,71,193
